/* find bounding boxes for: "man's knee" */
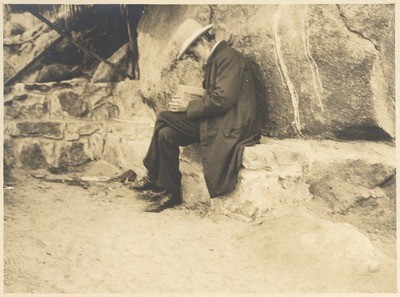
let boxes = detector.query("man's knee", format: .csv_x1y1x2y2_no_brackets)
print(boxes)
157,111,174,122
158,127,175,143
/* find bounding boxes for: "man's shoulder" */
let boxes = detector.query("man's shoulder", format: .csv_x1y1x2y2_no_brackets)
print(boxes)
214,42,245,63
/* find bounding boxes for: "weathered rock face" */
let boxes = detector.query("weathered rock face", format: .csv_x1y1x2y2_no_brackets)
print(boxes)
36,64,83,83
137,5,211,112
91,43,130,83
4,20,60,84
137,4,395,140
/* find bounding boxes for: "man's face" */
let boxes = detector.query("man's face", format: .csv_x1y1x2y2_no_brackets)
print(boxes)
186,37,207,63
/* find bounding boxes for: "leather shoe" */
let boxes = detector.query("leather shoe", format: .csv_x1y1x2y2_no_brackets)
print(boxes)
138,190,166,202
130,176,163,192
144,192,182,213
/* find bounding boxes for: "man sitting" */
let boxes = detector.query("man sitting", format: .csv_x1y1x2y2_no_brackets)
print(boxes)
133,19,260,213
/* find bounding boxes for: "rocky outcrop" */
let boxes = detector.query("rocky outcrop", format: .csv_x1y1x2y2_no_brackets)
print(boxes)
137,5,212,112
137,4,395,140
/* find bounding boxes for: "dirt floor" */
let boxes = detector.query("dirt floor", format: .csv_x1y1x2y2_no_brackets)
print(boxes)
3,162,397,294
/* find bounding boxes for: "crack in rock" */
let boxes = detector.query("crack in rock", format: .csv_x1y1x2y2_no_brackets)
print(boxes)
209,4,214,25
272,6,303,136
336,5,380,51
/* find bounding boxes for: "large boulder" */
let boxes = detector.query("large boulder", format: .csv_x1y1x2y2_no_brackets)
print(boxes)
137,4,395,140
137,5,211,112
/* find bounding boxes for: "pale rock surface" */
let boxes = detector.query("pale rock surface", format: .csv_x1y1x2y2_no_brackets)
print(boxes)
137,5,211,112
137,4,395,140
102,123,153,175
239,206,395,292
101,79,156,174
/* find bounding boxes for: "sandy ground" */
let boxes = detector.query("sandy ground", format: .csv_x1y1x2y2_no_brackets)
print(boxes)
3,164,397,294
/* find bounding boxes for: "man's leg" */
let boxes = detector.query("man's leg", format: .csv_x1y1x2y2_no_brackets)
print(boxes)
137,111,199,192
142,112,199,212
156,126,197,196
144,111,199,174
143,125,196,213
130,123,163,191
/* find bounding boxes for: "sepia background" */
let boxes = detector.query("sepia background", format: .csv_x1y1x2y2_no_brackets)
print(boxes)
3,4,396,293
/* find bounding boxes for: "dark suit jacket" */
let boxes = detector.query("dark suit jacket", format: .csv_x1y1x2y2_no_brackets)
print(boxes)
186,41,260,198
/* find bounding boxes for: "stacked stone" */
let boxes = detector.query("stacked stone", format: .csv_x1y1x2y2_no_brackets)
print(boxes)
179,138,395,220
4,80,155,172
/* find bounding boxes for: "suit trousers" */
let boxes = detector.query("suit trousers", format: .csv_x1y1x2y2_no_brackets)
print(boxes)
143,111,200,195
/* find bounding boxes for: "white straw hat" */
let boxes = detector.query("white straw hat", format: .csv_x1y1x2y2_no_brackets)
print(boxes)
173,19,213,60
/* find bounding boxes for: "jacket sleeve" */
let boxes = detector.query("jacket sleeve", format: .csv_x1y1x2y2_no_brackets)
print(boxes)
186,51,244,120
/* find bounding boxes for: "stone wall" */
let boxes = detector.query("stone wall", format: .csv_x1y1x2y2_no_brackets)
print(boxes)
4,80,155,173
137,4,395,140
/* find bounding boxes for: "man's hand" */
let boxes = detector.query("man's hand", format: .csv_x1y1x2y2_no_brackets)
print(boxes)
168,94,188,112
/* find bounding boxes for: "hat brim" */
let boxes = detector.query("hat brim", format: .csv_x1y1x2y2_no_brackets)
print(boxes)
177,24,213,60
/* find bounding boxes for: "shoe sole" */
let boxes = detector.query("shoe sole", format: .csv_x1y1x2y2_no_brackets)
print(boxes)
143,201,182,213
